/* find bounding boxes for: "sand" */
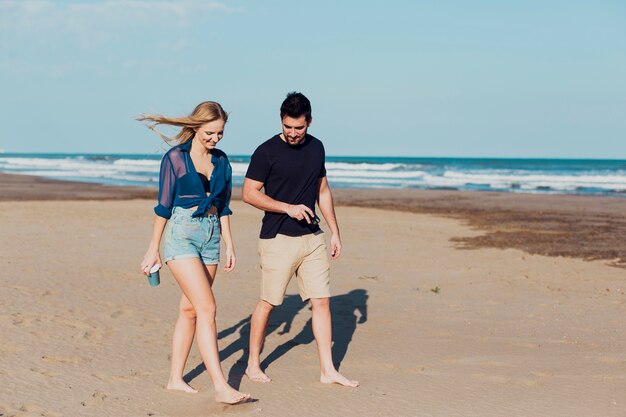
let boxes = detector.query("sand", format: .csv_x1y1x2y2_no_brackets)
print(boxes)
0,175,624,417
4,172,625,266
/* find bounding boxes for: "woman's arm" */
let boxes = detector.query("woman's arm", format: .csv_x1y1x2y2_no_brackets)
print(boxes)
140,215,167,275
219,215,236,272
154,154,177,219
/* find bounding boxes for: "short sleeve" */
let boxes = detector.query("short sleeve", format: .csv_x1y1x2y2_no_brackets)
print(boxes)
319,142,326,178
245,146,270,183
154,154,176,219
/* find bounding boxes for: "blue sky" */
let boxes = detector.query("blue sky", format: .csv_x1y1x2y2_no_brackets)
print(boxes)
1,0,625,158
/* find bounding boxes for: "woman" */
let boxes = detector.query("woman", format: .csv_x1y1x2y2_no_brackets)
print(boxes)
139,101,249,404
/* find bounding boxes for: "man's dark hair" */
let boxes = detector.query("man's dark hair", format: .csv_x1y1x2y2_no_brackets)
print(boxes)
280,92,312,123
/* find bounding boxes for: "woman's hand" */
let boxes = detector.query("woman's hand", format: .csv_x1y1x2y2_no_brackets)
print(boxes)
223,245,236,272
140,249,162,276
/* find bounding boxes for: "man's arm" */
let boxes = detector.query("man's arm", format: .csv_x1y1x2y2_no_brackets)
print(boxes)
317,176,341,259
242,177,315,222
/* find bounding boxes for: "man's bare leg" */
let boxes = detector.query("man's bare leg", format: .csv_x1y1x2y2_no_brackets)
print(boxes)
245,300,274,382
310,297,359,387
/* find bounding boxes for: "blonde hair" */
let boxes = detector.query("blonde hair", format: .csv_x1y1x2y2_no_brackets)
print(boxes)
137,101,228,144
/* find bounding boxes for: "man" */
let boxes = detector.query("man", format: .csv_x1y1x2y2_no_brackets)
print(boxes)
242,92,359,387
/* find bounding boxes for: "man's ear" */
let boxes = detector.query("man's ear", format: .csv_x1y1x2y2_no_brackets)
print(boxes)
308,117,313,127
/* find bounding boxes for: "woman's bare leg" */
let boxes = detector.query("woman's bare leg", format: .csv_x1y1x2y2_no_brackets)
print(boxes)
168,258,249,404
167,293,199,393
168,268,216,392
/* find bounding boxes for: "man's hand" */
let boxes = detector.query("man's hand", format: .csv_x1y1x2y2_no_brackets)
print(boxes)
285,204,314,223
330,234,342,259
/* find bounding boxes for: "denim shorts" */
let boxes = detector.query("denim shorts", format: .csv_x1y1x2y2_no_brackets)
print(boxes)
163,207,220,265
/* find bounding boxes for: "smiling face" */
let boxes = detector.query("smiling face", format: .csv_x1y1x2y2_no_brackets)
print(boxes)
281,115,310,146
193,119,225,151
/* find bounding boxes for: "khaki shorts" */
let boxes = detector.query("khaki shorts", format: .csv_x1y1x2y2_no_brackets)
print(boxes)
259,233,331,305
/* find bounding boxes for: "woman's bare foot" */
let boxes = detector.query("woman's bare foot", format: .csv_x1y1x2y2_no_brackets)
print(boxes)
214,385,250,404
166,379,198,393
320,370,359,387
245,366,271,383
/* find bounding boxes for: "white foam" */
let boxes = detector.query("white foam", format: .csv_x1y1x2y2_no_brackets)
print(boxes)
327,169,426,179
230,162,249,176
326,162,408,171
329,176,420,186
442,170,626,191
2,156,626,193
0,156,159,176
113,158,160,167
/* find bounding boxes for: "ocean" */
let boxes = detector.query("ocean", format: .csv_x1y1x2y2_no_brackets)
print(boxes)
1,153,625,197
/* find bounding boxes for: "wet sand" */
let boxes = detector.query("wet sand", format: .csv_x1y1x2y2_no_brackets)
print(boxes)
330,188,626,267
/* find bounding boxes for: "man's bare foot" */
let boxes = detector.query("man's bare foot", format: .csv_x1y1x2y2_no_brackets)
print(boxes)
214,386,250,404
166,379,198,393
320,370,359,387
245,366,271,383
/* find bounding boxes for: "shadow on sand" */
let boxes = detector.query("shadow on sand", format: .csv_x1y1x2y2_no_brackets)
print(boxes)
183,289,368,388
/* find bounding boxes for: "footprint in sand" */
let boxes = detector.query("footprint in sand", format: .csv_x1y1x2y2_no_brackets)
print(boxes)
41,355,90,365
446,357,515,368
16,404,63,417
517,342,542,349
11,312,42,327
109,307,135,319
357,275,379,281
9,285,56,298
139,317,166,331
473,373,543,387
31,367,61,378
74,327,116,342
91,370,152,382
50,315,94,331
142,338,169,346
80,390,108,407
408,366,426,374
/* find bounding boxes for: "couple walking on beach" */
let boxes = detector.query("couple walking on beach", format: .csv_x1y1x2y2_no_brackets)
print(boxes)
139,92,359,404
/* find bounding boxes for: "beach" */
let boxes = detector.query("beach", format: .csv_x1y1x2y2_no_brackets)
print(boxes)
0,174,624,417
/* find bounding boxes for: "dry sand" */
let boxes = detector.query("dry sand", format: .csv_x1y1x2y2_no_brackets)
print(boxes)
0,177,625,416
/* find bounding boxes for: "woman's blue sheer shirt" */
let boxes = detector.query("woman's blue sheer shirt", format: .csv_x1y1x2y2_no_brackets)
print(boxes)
154,141,233,219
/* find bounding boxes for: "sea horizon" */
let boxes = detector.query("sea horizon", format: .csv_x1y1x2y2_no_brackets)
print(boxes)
1,152,625,197
3,150,626,161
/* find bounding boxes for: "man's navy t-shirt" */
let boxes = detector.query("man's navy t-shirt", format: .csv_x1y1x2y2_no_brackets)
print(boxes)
245,134,326,239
